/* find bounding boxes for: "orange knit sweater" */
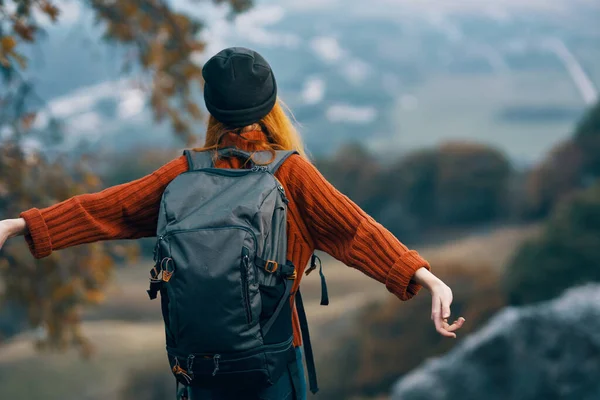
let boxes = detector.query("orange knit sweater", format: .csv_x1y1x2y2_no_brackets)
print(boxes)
20,130,430,347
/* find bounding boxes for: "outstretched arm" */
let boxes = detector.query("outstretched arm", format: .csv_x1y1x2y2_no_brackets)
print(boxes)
0,218,27,247
277,155,465,337
0,155,189,259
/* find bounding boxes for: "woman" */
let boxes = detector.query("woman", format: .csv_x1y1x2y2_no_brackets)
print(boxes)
0,47,464,399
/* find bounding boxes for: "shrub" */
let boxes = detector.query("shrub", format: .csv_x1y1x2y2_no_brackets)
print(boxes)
520,100,600,220
573,100,600,180
504,182,600,305
521,140,584,219
383,142,512,227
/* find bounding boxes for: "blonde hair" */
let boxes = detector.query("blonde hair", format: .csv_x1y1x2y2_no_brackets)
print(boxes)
192,100,307,165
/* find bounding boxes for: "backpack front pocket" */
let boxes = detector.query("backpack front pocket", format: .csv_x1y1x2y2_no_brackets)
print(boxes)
162,226,263,353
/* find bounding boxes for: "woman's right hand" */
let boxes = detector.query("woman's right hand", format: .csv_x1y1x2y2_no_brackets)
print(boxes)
0,218,27,250
413,267,465,338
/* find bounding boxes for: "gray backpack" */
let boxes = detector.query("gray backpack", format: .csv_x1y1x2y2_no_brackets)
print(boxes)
146,147,324,394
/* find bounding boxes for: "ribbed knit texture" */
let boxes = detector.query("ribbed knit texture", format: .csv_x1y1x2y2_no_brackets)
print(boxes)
20,130,431,347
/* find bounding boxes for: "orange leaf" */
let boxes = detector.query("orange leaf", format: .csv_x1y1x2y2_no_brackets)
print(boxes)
85,289,105,304
13,22,36,42
40,1,61,22
84,173,101,187
0,36,17,53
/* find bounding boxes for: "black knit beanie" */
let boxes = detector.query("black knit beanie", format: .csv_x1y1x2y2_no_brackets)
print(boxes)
202,47,277,128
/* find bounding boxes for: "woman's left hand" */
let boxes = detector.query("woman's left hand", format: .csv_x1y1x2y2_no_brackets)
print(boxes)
413,267,466,338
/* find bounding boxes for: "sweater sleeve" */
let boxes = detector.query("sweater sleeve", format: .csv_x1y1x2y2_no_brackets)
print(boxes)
278,154,430,301
19,155,189,259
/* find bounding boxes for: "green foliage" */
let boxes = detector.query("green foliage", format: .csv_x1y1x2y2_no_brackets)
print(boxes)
521,100,600,219
388,142,512,226
505,182,600,305
573,100,600,180
521,140,584,219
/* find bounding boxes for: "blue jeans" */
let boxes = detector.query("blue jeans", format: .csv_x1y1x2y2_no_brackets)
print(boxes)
183,347,307,400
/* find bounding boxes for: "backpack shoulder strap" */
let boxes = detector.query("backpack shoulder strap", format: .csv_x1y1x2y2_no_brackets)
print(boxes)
295,289,319,394
183,149,214,170
183,149,298,172
266,150,299,174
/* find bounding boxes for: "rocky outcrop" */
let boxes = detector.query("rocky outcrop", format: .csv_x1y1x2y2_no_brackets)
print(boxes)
392,284,600,400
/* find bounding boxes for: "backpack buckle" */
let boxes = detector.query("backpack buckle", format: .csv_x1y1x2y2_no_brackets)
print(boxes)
161,258,174,282
264,260,279,273
288,268,297,280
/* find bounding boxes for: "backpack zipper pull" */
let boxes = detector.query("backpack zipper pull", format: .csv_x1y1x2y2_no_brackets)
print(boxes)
187,354,195,375
212,354,221,376
277,184,289,205
153,235,163,262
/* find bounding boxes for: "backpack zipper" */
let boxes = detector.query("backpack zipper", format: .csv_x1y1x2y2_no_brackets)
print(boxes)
271,175,289,205
153,235,163,262
250,165,268,172
241,247,252,325
162,226,258,254
276,183,289,205
168,336,294,363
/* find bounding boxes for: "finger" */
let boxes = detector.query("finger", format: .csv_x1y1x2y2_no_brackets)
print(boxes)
432,297,455,338
442,296,451,320
436,325,456,338
436,318,457,338
431,295,441,322
445,317,466,332
431,296,443,333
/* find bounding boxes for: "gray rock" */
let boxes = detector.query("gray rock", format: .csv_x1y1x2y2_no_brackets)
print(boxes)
391,284,600,400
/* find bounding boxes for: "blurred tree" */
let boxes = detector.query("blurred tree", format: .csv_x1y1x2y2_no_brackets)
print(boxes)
315,142,382,208
383,149,438,225
573,100,600,181
521,100,600,219
317,141,512,241
0,0,252,354
504,181,600,306
522,140,584,219
383,142,512,228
